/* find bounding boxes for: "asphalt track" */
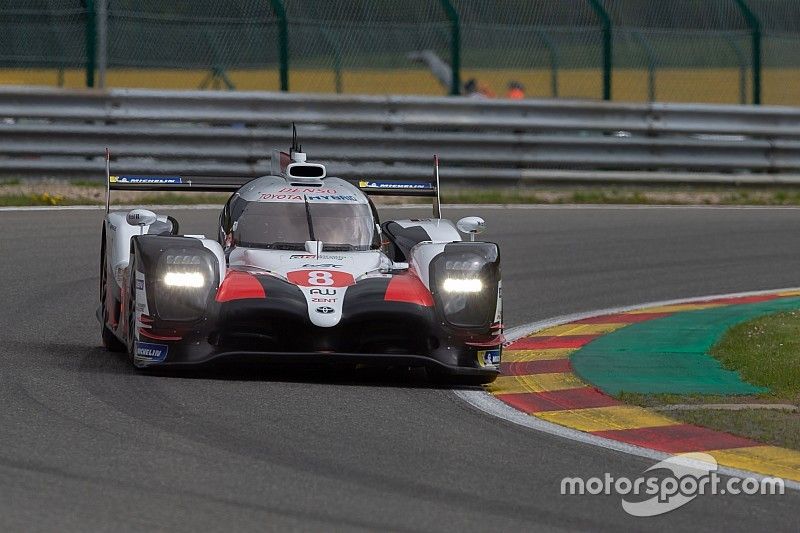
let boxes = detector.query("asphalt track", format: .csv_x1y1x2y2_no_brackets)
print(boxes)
2,205,800,532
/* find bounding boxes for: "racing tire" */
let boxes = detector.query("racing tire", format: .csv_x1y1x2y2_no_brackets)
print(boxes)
126,255,138,366
100,230,125,352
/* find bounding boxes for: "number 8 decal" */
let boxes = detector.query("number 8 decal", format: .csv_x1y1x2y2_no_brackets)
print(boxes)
287,269,355,287
308,270,334,286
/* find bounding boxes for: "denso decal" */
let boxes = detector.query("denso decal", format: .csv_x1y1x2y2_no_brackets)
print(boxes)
301,263,341,269
277,187,338,194
135,342,168,363
477,349,501,367
287,270,355,287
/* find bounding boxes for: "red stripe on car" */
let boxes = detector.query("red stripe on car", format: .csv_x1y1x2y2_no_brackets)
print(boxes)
215,271,267,302
139,328,182,341
384,273,434,307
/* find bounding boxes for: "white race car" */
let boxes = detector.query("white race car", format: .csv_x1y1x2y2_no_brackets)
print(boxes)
99,134,503,384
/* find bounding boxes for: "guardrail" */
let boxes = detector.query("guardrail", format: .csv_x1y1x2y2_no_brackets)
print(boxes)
2,86,800,185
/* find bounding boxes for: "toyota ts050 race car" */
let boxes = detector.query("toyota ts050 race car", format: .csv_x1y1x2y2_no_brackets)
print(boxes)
98,138,503,384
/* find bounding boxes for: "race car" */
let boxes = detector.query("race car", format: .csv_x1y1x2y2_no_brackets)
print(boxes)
98,137,503,384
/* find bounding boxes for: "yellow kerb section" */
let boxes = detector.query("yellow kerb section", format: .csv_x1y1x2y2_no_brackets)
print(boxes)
532,323,627,337
537,405,680,432
626,303,725,314
707,446,800,482
501,348,575,362
488,372,585,395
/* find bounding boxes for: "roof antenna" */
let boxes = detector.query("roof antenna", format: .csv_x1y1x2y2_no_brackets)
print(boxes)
290,122,299,155
289,123,306,163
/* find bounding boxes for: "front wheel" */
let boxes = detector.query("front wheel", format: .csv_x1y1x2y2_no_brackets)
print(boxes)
126,256,139,365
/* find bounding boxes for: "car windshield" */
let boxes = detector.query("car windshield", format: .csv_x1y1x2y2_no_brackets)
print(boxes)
233,199,376,251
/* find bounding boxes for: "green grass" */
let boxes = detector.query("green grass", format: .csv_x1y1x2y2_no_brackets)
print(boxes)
0,193,86,206
0,192,230,206
12,182,800,207
617,309,800,449
710,310,800,398
124,193,230,205
68,179,104,188
616,391,761,407
442,187,800,206
676,409,800,451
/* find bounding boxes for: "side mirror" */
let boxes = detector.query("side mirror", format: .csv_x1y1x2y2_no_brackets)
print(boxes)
456,216,486,241
126,209,158,234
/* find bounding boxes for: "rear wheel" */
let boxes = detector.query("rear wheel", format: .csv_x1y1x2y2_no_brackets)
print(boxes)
100,231,125,352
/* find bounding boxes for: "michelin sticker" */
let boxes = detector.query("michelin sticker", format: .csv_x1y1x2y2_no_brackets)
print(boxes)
111,175,183,185
134,342,168,363
359,180,432,190
477,348,501,367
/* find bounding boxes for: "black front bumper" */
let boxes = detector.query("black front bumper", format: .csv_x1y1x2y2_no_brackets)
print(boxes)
135,277,501,381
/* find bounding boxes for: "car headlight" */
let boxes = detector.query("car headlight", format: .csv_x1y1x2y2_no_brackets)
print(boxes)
163,271,206,288
442,278,483,293
155,249,218,321
430,243,499,329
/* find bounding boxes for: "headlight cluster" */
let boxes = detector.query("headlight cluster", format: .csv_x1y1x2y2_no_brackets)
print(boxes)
442,278,483,293
164,271,205,288
163,254,208,288
155,249,217,321
430,243,499,328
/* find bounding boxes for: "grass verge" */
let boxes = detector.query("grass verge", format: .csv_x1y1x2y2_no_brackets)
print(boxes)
618,310,800,450
11,180,800,206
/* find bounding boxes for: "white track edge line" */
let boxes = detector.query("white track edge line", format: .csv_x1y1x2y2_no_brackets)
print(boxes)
454,286,800,491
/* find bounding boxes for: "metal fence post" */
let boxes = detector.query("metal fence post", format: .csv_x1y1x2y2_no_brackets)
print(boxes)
537,30,560,98
632,31,657,102
269,0,289,92
725,34,748,105
320,27,343,94
439,0,461,96
587,0,612,101
85,0,96,88
97,0,108,88
733,0,762,105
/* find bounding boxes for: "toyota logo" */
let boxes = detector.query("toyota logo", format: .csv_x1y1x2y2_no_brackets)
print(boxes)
315,306,335,314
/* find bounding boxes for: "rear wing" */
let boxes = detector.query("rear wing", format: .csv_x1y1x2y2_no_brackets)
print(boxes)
104,149,252,212
105,150,443,217
351,155,442,217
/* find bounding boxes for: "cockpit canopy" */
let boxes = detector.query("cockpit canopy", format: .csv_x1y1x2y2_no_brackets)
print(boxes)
222,178,379,251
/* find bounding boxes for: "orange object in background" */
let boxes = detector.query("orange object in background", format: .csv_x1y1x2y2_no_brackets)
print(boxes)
507,80,525,99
